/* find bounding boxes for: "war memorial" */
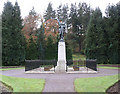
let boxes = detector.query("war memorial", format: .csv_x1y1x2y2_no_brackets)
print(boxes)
25,20,97,73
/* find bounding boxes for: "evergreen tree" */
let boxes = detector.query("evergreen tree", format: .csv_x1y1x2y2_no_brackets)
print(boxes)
78,3,91,32
85,8,108,64
96,17,109,64
85,3,120,64
26,37,38,60
45,35,57,60
2,1,14,65
66,41,73,60
43,2,56,21
57,4,62,21
75,3,91,53
67,3,78,53
37,24,45,60
105,3,120,64
67,3,91,53
69,3,77,26
57,4,69,22
13,1,25,65
62,4,69,22
78,3,91,52
2,1,25,65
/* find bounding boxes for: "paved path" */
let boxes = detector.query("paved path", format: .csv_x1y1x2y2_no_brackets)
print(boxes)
0,68,118,92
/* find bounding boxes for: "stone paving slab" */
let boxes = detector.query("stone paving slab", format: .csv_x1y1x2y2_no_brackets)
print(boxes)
43,78,75,92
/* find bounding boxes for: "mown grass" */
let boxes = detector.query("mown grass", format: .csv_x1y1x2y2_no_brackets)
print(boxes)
74,74,119,93
72,53,86,60
0,67,25,71
0,75,45,93
98,66,120,69
72,54,120,70
98,64,120,66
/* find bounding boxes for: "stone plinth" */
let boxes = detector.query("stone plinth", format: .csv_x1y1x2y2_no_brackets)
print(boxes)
55,41,66,73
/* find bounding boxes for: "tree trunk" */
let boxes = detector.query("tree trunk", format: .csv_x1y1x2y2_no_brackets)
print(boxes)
79,41,82,53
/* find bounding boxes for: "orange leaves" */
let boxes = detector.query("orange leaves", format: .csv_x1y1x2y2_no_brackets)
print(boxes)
44,19,59,41
22,13,42,41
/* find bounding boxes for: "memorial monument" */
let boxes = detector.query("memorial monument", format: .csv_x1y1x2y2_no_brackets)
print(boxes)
55,20,67,73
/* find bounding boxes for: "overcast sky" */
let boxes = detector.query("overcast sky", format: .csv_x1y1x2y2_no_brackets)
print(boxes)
0,0,119,18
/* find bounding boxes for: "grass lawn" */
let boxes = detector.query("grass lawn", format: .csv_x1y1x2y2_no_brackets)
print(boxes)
0,67,25,71
74,74,119,93
98,64,120,66
72,53,86,60
0,75,45,93
98,66,120,69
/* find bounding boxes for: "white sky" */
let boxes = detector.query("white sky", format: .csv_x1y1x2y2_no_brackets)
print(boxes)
0,0,119,18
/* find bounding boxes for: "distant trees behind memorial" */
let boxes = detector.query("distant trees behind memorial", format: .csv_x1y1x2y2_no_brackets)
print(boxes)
2,1,120,65
43,2,120,64
85,3,120,64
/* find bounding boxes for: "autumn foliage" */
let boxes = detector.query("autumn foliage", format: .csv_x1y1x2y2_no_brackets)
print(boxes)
44,19,59,41
22,8,42,41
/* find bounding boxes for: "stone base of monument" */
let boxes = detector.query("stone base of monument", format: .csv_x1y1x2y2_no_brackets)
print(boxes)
55,60,66,73
55,41,67,73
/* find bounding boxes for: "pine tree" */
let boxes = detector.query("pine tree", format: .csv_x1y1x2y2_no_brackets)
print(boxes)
43,2,56,21
45,35,54,60
2,1,14,65
69,3,77,25
67,3,92,53
62,4,69,22
45,35,57,60
37,24,45,60
96,17,109,64
26,37,38,60
78,3,91,32
57,4,69,22
12,1,25,65
105,2,120,64
67,3,78,53
57,4,62,21
74,3,91,53
85,8,108,64
66,41,73,60
2,1,25,65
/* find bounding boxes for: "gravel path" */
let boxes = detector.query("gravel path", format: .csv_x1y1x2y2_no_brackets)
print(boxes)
0,68,118,92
